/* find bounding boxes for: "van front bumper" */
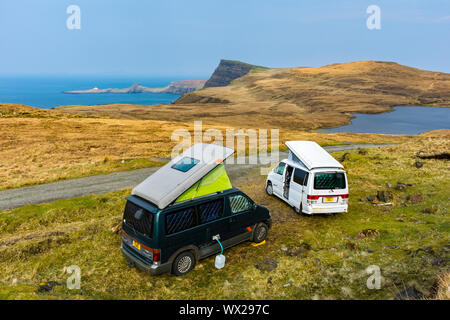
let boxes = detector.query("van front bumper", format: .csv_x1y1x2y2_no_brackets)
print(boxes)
121,244,172,276
303,204,348,215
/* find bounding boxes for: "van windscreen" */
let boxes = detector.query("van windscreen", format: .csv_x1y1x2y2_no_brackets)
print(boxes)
123,201,153,238
314,172,346,190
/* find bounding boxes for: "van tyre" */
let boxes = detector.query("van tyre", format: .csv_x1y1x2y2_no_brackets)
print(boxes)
253,223,268,243
266,182,273,196
173,251,196,276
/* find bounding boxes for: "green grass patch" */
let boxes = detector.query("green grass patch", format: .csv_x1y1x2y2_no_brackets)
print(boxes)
0,144,448,299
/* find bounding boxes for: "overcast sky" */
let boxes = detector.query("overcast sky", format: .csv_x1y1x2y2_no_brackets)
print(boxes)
0,0,449,77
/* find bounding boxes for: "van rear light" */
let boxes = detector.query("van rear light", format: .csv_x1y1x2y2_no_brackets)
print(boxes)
307,195,320,200
341,194,349,199
152,249,161,262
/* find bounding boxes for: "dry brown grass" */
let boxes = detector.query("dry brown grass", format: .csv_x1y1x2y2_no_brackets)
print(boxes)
0,117,227,189
0,110,414,190
434,272,450,300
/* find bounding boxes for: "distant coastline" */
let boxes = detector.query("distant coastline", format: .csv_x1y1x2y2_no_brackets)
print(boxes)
64,80,206,95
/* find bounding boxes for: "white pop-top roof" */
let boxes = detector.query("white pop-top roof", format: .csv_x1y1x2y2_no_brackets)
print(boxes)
132,143,235,209
285,141,344,170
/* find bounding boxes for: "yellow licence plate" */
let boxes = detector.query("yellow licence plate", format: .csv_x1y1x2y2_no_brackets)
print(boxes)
132,240,141,250
324,197,336,202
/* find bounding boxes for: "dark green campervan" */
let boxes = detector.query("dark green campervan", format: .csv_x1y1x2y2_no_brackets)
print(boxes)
120,143,271,276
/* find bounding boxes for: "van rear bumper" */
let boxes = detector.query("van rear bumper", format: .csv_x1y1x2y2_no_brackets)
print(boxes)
303,204,348,215
121,244,172,276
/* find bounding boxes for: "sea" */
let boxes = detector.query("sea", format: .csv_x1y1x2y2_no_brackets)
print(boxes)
0,76,191,108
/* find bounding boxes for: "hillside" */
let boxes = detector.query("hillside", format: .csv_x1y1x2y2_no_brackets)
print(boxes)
203,59,269,88
58,60,450,131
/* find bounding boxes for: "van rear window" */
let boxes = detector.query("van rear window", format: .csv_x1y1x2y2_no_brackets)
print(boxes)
314,172,346,190
123,201,153,238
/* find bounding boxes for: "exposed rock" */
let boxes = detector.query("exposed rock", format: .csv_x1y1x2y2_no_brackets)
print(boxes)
366,195,377,202
204,59,265,88
387,245,398,249
358,148,368,155
346,242,360,251
394,286,424,300
395,218,405,222
406,193,423,204
354,229,380,240
255,258,278,272
284,242,312,257
283,281,293,288
396,182,413,190
431,257,449,266
414,161,423,168
38,281,62,293
386,183,393,189
377,190,393,202
422,207,437,214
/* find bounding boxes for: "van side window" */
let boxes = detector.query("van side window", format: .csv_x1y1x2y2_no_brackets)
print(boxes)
293,169,309,186
165,207,196,235
198,198,224,224
229,195,252,214
275,162,286,175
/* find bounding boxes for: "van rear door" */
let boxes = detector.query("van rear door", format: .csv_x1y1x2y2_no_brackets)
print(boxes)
311,171,348,204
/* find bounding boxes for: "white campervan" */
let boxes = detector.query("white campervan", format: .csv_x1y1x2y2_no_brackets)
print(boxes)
266,141,348,215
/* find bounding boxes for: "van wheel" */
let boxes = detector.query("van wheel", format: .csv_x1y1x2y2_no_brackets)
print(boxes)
173,251,196,276
253,223,268,243
266,182,273,196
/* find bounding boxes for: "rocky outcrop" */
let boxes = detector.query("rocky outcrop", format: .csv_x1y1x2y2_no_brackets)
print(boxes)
64,80,206,95
204,59,262,88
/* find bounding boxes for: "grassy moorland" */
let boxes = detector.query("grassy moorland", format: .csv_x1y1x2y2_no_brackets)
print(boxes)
0,103,414,190
0,134,448,300
3,60,449,190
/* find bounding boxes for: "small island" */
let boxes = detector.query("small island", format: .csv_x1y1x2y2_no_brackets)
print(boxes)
64,80,207,95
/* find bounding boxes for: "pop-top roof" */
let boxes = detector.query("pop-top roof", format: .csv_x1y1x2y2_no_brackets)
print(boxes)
285,141,344,170
132,143,235,209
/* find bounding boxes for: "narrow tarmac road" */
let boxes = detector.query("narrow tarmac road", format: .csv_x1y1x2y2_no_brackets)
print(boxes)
0,144,389,211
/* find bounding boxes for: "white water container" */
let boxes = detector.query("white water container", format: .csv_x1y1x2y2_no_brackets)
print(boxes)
215,254,226,269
